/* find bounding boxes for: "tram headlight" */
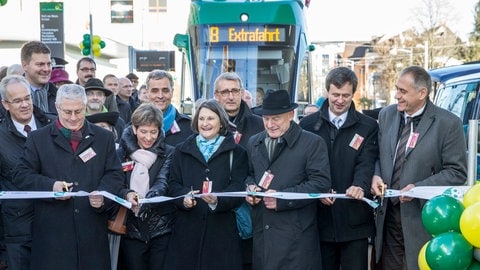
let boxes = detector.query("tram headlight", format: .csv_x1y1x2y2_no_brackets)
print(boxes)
240,13,249,22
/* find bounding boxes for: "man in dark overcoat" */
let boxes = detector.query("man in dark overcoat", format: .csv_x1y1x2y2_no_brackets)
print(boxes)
213,72,264,270
13,84,125,270
300,67,378,270
245,89,331,270
0,75,55,270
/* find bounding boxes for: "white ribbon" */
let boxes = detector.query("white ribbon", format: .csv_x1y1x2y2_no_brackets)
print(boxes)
0,190,132,209
1,186,470,210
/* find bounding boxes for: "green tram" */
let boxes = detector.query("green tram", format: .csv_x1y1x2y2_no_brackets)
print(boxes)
174,0,314,115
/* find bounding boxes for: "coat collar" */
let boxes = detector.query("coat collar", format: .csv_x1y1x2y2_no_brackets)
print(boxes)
387,100,435,157
179,131,236,165
119,125,166,156
50,121,97,154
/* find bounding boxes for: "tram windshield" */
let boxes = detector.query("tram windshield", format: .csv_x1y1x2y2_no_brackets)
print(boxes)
190,24,298,107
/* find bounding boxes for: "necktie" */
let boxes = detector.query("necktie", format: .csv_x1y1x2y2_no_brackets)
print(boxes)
391,117,412,205
332,117,342,129
24,124,32,135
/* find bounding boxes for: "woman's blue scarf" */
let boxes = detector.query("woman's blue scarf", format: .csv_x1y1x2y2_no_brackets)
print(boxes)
162,104,175,134
196,134,225,161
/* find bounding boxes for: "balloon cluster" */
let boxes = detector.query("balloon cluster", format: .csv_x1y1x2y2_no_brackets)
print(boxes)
79,34,106,57
419,185,480,270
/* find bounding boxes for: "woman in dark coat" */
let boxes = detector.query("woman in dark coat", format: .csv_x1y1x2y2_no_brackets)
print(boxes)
116,103,175,270
165,100,248,270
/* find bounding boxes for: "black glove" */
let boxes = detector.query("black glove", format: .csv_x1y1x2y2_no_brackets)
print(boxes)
145,190,160,199
138,205,152,221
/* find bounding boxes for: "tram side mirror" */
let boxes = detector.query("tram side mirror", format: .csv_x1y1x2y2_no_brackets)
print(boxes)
181,97,193,116
174,34,189,51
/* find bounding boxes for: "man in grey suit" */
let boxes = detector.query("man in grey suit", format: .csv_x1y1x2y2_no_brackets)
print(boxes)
371,66,467,270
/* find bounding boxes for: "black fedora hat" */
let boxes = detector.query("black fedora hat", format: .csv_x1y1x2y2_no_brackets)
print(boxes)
255,89,298,115
86,111,119,127
84,78,112,97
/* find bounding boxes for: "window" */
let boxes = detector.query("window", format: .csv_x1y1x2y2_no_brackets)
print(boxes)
149,0,167,12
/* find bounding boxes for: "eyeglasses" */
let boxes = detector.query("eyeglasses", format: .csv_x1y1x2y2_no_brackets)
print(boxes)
4,95,32,106
216,88,241,97
79,67,96,72
86,91,105,97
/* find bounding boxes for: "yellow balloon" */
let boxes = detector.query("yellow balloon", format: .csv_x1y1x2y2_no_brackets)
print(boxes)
463,184,480,208
79,42,84,49
93,35,101,44
93,50,101,57
460,202,480,247
418,241,431,270
92,43,101,53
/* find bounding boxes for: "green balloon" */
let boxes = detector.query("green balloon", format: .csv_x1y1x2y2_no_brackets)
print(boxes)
422,195,464,236
426,231,473,270
468,260,480,270
82,39,91,48
0,0,7,6
83,33,90,40
99,40,106,49
82,48,91,56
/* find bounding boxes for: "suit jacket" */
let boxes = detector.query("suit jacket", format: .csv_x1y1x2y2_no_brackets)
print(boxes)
300,102,378,242
13,121,124,270
374,100,467,270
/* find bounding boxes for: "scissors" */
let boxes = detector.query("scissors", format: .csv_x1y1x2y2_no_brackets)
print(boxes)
380,183,385,206
62,181,72,192
189,186,195,201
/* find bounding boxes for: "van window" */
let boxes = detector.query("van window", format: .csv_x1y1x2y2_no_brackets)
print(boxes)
434,82,479,124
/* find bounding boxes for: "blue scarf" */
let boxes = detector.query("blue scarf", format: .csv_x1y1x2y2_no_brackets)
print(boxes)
196,134,225,161
162,104,175,134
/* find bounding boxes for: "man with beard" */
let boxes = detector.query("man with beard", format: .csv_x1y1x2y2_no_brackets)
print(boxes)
75,57,118,113
84,78,125,142
20,41,57,114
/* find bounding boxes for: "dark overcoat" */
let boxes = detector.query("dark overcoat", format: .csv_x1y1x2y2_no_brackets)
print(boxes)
164,108,193,147
246,122,331,270
300,102,378,242
374,100,467,270
12,121,124,270
165,132,247,270
231,101,264,147
0,108,54,243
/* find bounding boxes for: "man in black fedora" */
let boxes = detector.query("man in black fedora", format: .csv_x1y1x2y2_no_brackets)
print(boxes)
84,78,125,142
244,89,332,270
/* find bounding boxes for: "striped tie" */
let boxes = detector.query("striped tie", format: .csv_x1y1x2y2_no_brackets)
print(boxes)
332,117,342,129
391,117,412,205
